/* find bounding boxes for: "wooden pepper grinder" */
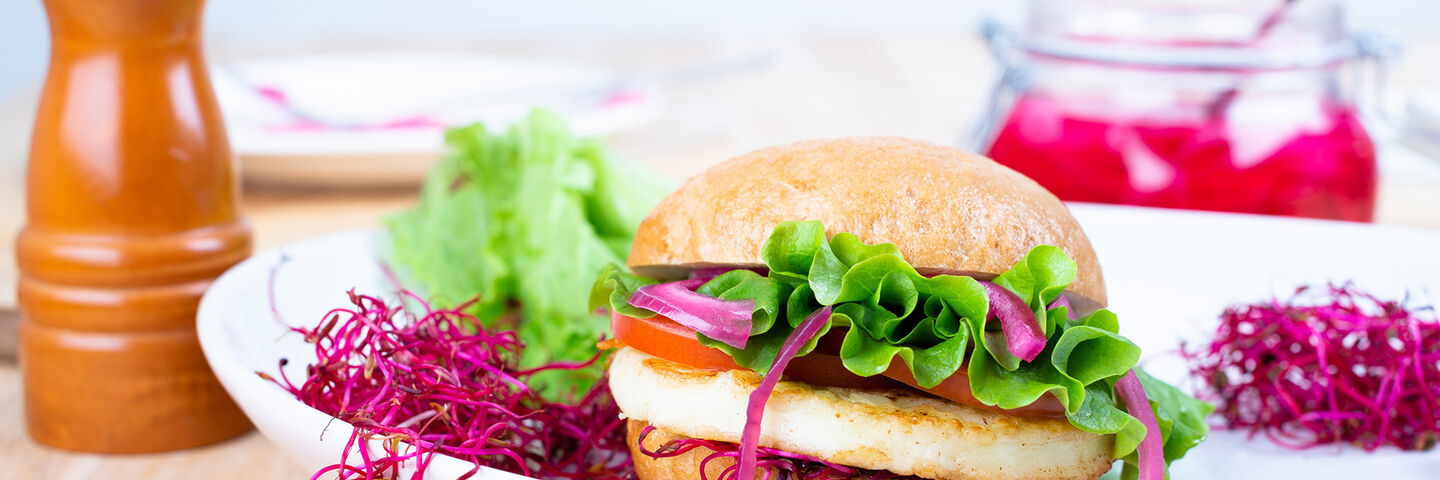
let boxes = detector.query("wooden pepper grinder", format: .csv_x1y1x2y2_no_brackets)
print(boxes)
18,0,253,452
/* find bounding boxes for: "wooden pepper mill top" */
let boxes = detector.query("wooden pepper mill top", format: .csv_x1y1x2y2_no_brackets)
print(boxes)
18,0,253,452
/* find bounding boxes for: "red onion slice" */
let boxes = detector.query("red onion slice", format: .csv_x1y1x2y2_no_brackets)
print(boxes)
735,306,833,480
1049,294,1078,320
980,281,1047,362
629,278,754,349
1115,370,1164,480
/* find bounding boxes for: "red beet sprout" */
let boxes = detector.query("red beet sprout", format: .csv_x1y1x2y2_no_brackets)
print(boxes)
263,290,634,479
1183,283,1440,451
636,426,910,480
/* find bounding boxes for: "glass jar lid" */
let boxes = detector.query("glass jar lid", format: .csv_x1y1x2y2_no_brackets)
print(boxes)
1006,0,1376,70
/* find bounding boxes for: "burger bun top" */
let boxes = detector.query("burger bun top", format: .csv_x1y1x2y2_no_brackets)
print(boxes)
627,137,1106,309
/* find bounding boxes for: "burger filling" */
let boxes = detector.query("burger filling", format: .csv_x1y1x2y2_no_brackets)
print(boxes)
592,221,1211,480
610,347,1117,480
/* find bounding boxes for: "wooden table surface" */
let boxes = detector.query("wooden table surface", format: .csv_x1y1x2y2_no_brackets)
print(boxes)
2,34,1440,478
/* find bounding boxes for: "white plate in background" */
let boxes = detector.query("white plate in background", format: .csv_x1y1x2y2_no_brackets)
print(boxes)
198,203,1440,479
213,51,663,189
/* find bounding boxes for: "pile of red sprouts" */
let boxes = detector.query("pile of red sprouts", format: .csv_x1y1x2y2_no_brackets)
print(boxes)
635,425,910,480
263,290,634,479
265,288,918,480
1183,284,1440,451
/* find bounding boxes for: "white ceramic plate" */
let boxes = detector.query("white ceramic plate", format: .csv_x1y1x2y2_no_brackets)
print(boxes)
197,228,528,480
213,51,663,188
198,203,1440,479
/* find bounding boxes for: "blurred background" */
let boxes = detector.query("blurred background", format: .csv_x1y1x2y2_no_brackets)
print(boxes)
4,0,1440,476
4,0,1440,349
4,0,1440,173
4,0,1440,353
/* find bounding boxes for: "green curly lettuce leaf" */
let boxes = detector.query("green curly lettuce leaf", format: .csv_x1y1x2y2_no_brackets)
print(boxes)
590,220,1210,473
992,245,1078,335
386,110,669,400
696,269,789,335
694,271,835,371
589,264,657,319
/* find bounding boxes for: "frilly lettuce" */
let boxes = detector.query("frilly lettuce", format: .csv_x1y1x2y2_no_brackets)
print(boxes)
592,220,1210,473
386,110,669,400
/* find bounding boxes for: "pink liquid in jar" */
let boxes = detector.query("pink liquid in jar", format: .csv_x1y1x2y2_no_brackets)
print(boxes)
986,94,1377,221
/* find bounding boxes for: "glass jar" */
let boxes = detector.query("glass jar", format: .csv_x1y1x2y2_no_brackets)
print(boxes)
974,0,1391,221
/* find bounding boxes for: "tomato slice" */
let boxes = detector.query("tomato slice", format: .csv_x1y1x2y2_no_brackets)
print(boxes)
779,351,906,390
611,310,740,371
882,357,1066,418
611,311,902,390
610,311,1065,418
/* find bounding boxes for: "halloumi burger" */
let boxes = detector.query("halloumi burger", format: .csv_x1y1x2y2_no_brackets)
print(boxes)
591,137,1210,480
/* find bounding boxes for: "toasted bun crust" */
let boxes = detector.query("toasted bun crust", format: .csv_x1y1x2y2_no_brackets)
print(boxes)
611,347,1115,480
628,137,1106,308
628,421,744,480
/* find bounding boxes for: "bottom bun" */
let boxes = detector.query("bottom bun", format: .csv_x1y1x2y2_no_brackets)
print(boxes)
611,346,1115,480
628,420,746,480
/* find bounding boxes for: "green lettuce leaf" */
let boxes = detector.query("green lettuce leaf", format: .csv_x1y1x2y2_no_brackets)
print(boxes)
386,110,669,400
588,220,1210,471
1072,382,1148,458
696,269,789,335
761,220,826,287
992,245,1077,335
589,264,657,319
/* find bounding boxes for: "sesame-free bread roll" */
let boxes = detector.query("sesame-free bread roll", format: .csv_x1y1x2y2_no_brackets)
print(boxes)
627,137,1106,310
